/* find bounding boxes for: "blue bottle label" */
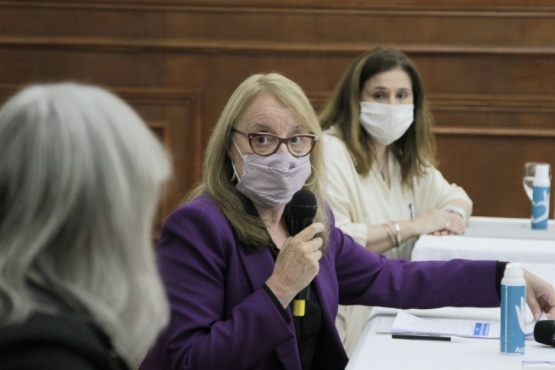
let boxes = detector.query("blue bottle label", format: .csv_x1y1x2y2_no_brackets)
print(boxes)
531,185,550,230
500,284,526,355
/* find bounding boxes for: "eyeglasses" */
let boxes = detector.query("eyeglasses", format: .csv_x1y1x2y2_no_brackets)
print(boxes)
232,128,318,157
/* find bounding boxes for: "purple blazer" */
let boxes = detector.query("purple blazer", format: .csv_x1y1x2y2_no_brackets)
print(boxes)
140,196,500,370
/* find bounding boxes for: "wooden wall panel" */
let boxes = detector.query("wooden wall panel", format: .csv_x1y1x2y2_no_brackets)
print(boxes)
117,88,203,216
1,0,555,221
436,134,555,217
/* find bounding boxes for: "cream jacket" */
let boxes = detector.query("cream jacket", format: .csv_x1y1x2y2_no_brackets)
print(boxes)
321,130,472,356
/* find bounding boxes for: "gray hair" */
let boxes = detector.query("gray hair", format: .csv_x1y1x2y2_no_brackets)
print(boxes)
0,83,171,367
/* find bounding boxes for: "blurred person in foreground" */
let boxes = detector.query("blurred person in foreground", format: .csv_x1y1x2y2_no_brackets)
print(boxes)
0,83,171,369
319,47,474,354
139,72,555,370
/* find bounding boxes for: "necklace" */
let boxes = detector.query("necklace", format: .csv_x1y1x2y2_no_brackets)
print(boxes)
377,153,387,181
378,163,386,180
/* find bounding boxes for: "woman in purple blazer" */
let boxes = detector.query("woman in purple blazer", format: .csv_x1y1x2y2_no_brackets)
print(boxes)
140,73,555,370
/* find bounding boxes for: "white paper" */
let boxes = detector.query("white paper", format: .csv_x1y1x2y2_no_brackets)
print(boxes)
522,361,555,369
391,310,541,339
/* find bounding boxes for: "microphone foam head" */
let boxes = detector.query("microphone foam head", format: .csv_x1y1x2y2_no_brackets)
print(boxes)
291,190,317,207
534,320,555,346
290,190,317,218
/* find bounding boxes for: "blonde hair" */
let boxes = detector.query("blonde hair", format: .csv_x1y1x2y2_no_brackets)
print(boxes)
0,83,171,367
188,73,330,250
320,47,436,186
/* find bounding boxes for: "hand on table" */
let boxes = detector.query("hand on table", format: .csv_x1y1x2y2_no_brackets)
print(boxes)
524,268,555,320
413,209,465,236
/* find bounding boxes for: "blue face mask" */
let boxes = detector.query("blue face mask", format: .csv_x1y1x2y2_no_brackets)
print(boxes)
232,141,311,209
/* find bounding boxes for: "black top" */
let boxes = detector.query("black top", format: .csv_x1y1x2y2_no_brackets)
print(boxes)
0,275,129,370
0,311,130,370
293,285,323,370
240,197,323,370
267,241,323,370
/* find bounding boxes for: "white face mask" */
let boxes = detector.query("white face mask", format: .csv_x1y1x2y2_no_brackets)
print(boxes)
359,102,414,146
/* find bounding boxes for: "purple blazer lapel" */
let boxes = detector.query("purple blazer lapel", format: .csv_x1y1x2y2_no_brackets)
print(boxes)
237,246,302,369
237,246,275,291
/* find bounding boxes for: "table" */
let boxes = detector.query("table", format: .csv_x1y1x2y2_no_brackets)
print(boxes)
347,217,555,370
348,308,555,370
347,264,555,370
413,216,555,263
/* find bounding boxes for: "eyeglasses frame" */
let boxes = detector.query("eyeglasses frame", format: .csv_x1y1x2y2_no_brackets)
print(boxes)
231,128,318,157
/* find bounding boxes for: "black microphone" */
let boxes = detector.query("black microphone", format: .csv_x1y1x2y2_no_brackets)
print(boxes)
289,189,318,317
534,320,555,347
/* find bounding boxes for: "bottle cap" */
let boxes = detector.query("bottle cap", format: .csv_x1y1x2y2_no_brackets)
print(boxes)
504,262,524,278
535,164,550,180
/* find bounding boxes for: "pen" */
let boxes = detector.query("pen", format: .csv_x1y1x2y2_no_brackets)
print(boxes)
392,334,452,342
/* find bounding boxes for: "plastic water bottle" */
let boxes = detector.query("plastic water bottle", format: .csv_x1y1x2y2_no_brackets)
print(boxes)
500,263,526,355
531,164,550,230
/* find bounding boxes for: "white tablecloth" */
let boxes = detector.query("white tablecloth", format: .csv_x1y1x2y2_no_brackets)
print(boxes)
347,262,555,370
347,217,555,370
348,307,555,370
413,217,555,263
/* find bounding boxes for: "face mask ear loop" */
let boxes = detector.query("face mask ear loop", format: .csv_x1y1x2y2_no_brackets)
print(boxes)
230,139,243,182
231,161,240,182
303,164,317,187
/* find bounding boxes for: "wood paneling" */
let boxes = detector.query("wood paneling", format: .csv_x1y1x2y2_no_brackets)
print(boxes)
1,0,554,220
116,88,203,217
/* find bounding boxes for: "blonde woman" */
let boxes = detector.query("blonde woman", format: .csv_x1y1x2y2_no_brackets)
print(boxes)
140,72,555,370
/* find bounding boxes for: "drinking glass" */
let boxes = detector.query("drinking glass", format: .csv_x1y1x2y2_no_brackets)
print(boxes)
523,162,551,201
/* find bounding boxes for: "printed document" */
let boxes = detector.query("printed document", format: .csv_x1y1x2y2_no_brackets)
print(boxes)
391,310,539,339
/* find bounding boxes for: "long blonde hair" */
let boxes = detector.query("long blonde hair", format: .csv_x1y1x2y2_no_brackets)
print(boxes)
187,73,330,251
